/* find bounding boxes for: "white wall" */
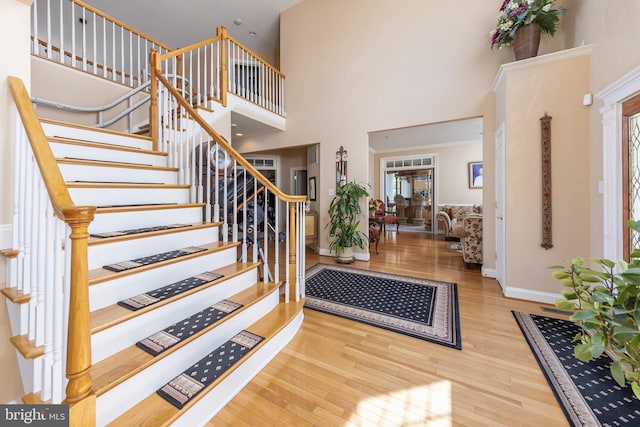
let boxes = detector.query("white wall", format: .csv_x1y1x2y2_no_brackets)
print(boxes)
1,0,33,404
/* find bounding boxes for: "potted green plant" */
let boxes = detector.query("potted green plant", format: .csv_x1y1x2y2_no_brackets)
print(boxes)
490,0,566,60
327,180,370,263
553,220,640,399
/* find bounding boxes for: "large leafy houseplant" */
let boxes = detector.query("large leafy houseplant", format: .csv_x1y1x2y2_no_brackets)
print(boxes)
327,181,370,260
553,220,640,399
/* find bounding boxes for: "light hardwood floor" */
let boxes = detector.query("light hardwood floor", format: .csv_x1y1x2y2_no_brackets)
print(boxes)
208,230,571,427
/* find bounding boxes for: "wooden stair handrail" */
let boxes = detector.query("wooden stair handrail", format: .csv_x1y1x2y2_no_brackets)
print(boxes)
9,76,96,427
154,71,306,205
67,0,173,52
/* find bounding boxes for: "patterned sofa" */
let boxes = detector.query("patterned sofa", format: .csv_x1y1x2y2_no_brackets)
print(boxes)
461,215,483,267
436,205,481,240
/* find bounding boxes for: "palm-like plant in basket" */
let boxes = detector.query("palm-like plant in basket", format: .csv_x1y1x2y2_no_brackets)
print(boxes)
327,181,370,262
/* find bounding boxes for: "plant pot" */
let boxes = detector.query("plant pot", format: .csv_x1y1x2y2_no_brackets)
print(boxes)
513,23,541,61
336,246,354,263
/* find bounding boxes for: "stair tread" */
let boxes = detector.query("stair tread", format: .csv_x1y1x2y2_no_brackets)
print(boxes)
1,287,30,304
90,262,260,333
106,300,303,427
49,136,167,156
92,278,279,396
10,334,44,359
88,222,221,245
88,241,240,285
67,182,190,189
94,203,205,214
57,157,179,172
41,118,152,142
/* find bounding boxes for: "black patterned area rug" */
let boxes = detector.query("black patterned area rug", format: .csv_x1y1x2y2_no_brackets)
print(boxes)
157,330,264,409
304,263,461,349
513,311,640,426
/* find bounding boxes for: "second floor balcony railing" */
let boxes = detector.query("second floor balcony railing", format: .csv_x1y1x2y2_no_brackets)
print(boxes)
31,0,286,117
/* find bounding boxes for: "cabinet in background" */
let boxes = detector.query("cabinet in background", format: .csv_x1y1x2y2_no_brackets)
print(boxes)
305,211,317,252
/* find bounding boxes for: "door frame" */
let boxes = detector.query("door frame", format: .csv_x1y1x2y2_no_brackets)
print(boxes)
597,65,640,261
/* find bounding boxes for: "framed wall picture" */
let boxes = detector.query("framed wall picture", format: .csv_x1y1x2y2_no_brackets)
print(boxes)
468,161,483,189
309,176,317,201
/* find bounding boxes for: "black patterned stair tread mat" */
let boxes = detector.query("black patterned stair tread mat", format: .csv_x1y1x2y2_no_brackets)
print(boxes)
97,203,177,208
117,271,225,311
91,223,191,238
136,299,243,356
157,330,264,409
103,246,207,272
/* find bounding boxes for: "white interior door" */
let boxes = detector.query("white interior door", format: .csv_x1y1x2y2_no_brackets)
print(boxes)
495,123,506,291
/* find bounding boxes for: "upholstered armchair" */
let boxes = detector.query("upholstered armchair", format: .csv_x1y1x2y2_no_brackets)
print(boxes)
437,205,480,240
461,215,483,268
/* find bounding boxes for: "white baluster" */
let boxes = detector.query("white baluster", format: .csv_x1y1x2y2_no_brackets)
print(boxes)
58,0,63,63
102,16,106,77
92,11,97,74
46,0,51,59
285,205,290,302
120,25,124,83
35,176,46,348
41,200,55,402
70,3,75,67
51,217,65,403
274,197,279,284
81,7,86,71
32,0,38,54
111,20,115,80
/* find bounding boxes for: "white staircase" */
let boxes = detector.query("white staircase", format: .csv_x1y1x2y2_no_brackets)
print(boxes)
3,118,303,426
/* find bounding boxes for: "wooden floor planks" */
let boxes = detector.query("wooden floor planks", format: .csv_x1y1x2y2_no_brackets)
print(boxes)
208,231,571,426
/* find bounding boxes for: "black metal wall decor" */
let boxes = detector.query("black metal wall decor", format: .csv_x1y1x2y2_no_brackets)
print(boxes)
336,146,348,187
541,113,553,250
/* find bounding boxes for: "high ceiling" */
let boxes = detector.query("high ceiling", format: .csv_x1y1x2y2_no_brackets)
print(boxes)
80,1,483,150
82,0,303,66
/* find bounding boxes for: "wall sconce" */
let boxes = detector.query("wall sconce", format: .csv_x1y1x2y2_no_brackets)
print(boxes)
336,145,348,187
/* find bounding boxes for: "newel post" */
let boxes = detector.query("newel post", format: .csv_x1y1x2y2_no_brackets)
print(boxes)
149,49,159,151
288,203,297,301
62,206,96,427
218,26,228,108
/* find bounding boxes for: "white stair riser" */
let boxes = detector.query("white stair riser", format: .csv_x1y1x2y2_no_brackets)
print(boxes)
96,290,279,427
172,311,303,427
89,247,237,311
15,354,42,395
51,142,167,167
5,300,29,336
68,187,190,207
42,122,152,150
91,268,258,363
90,206,204,234
59,163,177,185
87,226,219,270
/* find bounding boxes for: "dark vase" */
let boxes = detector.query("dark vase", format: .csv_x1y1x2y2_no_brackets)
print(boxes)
512,23,541,61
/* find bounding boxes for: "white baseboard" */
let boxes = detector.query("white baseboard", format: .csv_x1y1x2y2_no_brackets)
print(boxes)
0,224,12,249
503,286,561,305
481,267,496,278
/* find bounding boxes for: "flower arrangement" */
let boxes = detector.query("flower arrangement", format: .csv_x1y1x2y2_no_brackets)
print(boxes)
490,0,566,50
